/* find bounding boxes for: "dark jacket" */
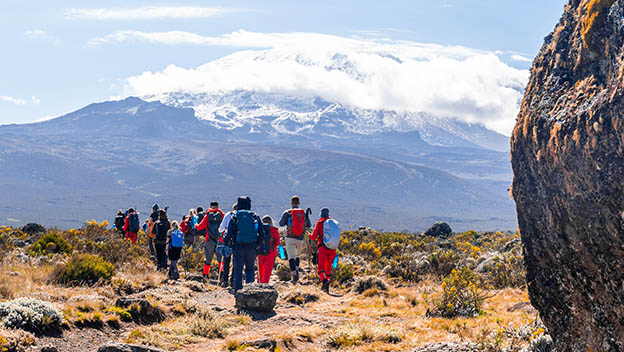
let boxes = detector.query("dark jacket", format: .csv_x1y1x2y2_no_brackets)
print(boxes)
152,219,171,244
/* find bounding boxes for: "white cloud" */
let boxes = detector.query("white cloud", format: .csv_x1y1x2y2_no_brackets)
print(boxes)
31,96,41,105
511,54,532,63
0,96,27,105
65,6,237,20
108,30,527,135
24,29,60,46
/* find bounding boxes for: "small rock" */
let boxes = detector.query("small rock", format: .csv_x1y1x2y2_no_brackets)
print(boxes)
240,338,277,351
185,274,205,283
235,283,278,312
40,346,58,352
8,271,19,276
507,301,537,314
413,342,478,352
97,342,165,352
115,298,165,323
474,252,501,274
12,238,26,248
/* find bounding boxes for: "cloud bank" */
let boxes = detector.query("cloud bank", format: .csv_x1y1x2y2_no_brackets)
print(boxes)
65,6,236,20
105,30,528,135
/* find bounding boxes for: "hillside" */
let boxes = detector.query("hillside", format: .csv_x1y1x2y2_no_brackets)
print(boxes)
0,97,515,231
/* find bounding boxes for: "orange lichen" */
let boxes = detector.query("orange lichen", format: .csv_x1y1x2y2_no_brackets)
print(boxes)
581,0,615,50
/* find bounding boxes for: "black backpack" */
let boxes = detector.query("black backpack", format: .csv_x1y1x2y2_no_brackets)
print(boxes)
196,212,206,237
207,211,223,241
257,224,272,256
128,213,140,233
114,216,125,231
155,220,169,242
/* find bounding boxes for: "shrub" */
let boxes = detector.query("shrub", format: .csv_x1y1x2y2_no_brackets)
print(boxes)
28,232,72,256
430,266,489,318
332,263,354,285
73,311,104,328
357,242,381,260
429,249,460,277
354,276,387,294
275,263,292,281
189,310,226,338
327,322,404,348
52,254,114,286
180,247,204,274
0,298,64,332
385,253,429,282
482,251,526,289
0,328,35,352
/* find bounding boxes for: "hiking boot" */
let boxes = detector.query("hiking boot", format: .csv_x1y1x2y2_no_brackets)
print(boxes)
322,279,329,293
292,271,299,283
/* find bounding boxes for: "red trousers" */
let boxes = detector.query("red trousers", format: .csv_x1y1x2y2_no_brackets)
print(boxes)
258,253,277,283
126,232,137,245
318,246,336,282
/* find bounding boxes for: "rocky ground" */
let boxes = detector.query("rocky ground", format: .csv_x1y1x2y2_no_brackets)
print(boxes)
0,223,551,351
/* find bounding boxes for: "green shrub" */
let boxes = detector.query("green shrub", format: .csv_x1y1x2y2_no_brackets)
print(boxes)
28,232,72,256
275,264,292,281
52,254,114,286
332,263,354,285
429,249,460,277
430,266,488,318
385,253,429,282
180,247,204,274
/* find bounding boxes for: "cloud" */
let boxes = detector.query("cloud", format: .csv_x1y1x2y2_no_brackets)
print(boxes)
65,6,237,20
510,54,532,63
0,96,27,105
109,30,527,135
24,29,60,46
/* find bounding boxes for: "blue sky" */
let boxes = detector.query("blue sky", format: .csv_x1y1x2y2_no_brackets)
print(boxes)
0,1,567,129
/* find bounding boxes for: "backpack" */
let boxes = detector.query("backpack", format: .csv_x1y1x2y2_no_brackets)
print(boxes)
114,216,125,231
235,210,257,245
207,211,223,241
288,209,305,238
257,224,273,256
128,213,140,233
196,212,206,236
170,229,184,248
155,221,168,242
322,218,341,250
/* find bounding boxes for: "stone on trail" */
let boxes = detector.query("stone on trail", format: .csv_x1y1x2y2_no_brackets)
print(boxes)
413,342,477,352
423,222,452,239
235,283,278,312
97,343,165,352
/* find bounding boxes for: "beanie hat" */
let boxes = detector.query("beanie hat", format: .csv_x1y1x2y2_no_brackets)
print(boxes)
320,208,330,219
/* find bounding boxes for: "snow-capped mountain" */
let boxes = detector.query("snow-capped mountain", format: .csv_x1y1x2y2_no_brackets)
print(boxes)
144,90,510,152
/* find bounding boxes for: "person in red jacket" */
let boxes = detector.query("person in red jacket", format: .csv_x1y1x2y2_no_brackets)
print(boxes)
258,216,280,283
195,201,225,278
122,208,139,245
309,208,335,293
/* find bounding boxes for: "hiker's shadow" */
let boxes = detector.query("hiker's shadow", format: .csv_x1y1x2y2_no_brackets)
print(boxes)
237,309,277,321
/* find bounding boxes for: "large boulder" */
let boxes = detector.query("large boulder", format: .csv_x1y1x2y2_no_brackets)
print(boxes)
235,283,278,312
511,0,624,350
21,223,45,235
423,222,452,238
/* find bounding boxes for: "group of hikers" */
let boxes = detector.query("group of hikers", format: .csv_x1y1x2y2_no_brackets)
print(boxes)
113,196,341,293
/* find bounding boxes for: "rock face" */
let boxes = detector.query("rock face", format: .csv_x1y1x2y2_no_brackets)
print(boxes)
235,284,278,312
511,0,624,350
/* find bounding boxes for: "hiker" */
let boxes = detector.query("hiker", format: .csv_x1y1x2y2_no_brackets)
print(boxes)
114,210,125,237
279,195,311,282
309,208,340,293
184,208,198,247
194,206,206,248
196,201,224,279
152,209,171,271
150,204,160,222
217,202,237,287
258,216,280,283
224,196,264,291
167,221,184,280
123,208,140,244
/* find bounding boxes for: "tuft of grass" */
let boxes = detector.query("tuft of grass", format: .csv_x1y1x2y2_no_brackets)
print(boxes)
327,322,404,348
104,306,132,322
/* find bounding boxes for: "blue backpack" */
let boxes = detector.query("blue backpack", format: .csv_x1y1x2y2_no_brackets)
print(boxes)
235,210,258,245
170,229,184,248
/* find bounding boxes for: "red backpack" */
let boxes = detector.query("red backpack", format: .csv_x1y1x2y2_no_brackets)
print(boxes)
289,209,305,238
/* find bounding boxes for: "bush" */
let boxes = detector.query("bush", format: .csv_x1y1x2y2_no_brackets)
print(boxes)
0,328,35,352
430,267,489,318
189,310,227,338
275,263,292,281
180,247,204,274
357,242,381,260
332,263,354,285
429,249,460,277
354,276,387,294
0,298,64,332
52,254,114,286
385,253,429,282
28,232,72,256
482,251,526,289
327,322,403,348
